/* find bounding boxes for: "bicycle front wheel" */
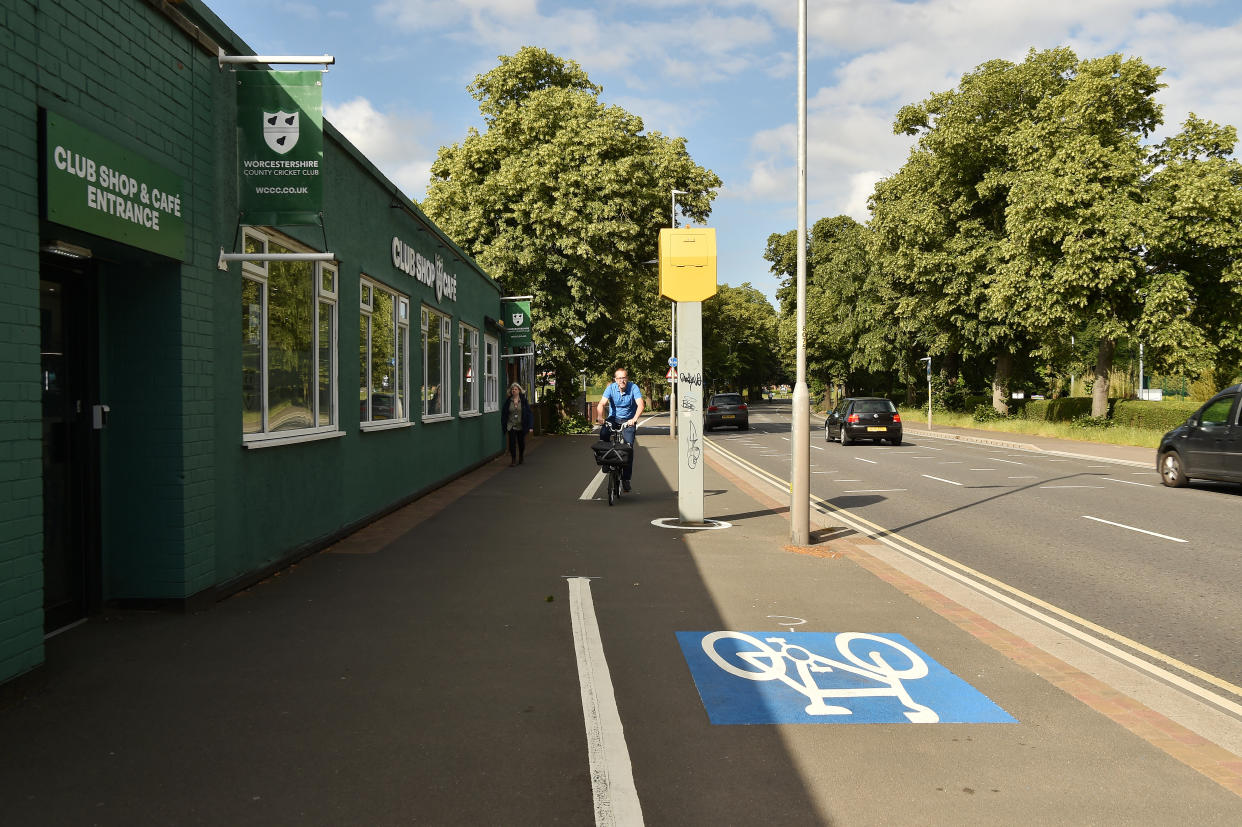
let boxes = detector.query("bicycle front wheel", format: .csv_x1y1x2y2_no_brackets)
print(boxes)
608,470,617,505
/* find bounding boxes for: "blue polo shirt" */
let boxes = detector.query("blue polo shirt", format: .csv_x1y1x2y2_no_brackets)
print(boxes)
603,381,643,422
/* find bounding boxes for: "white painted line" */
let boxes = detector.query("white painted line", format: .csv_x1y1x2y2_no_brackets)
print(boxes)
1132,471,1154,476
940,461,963,464
1048,459,1069,463
579,470,607,501
811,471,833,474
1041,485,1105,489
922,474,963,486
833,479,861,482
1102,477,1156,488
567,577,644,826
781,436,790,441
1089,465,1110,468
992,458,1026,466
843,488,907,493
910,456,935,459
968,468,995,471
1007,476,1037,479
1082,516,1187,543
855,457,877,464
811,445,825,451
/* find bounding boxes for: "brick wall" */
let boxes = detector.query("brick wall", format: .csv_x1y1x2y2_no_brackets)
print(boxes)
0,0,47,680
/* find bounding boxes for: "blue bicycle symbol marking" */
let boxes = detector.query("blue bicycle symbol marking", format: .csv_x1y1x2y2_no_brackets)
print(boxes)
676,631,1016,725
702,631,937,722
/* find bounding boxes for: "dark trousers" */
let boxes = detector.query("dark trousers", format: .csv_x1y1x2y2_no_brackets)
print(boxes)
507,429,526,461
599,420,637,481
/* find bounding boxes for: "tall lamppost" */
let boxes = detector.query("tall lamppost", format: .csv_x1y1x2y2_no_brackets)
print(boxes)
668,190,687,439
790,0,810,546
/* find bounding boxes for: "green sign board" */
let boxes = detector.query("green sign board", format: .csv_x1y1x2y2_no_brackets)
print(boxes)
44,112,186,259
503,300,532,347
237,71,323,225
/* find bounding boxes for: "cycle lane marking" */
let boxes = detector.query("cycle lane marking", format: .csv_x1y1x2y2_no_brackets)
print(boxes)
1081,516,1187,543
675,631,1014,725
579,470,607,501
566,577,645,825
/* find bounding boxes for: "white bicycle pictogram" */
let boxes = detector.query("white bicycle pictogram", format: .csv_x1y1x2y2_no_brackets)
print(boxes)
701,632,939,722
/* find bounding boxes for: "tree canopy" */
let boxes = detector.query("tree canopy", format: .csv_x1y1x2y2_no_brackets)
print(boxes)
422,47,724,408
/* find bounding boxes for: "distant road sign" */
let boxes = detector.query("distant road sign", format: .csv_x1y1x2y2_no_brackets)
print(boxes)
669,357,678,367
666,367,677,380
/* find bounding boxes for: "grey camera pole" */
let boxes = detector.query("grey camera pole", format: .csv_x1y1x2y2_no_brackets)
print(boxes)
790,0,810,546
677,301,704,524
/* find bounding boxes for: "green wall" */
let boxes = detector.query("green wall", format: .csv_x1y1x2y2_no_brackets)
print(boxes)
0,0,504,686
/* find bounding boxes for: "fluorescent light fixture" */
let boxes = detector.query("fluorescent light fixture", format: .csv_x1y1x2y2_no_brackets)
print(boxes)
42,240,92,259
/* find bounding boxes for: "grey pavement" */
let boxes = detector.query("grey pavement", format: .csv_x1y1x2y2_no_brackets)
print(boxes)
1,427,1239,825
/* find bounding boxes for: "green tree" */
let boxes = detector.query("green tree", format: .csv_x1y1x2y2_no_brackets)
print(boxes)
701,283,780,399
421,47,721,411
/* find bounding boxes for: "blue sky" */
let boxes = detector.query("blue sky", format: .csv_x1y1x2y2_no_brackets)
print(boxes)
205,0,1242,305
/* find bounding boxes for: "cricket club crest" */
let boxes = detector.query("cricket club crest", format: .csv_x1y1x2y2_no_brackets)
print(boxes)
263,111,300,155
512,313,525,327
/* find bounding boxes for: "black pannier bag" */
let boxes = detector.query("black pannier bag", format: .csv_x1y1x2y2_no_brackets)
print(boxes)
592,440,633,468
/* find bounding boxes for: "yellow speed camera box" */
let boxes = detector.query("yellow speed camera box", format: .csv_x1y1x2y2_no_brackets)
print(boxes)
659,228,717,302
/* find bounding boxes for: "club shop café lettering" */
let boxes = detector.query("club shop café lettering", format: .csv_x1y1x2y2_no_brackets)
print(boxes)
392,236,457,302
54,145,182,230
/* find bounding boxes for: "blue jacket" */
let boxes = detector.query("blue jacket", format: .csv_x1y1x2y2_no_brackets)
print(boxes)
501,394,533,433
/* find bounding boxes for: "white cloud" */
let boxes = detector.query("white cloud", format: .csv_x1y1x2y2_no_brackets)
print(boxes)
325,97,436,199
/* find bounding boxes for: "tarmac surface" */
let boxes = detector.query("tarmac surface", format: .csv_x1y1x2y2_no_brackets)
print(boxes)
2,421,1240,825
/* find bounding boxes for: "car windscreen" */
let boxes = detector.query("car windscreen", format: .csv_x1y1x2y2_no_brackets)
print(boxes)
712,395,742,405
853,399,896,414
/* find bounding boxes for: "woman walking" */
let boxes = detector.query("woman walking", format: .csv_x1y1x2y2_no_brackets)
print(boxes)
501,382,533,466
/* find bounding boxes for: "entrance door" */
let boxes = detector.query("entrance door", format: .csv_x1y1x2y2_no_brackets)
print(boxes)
40,255,101,632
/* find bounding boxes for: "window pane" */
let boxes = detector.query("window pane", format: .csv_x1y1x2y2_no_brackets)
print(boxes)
359,313,370,421
267,256,315,432
397,324,407,419
371,291,396,421
242,279,263,434
426,310,443,415
1202,396,1234,426
461,331,473,412
319,304,333,426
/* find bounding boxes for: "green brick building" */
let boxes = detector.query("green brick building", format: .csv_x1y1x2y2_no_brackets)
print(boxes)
0,0,512,687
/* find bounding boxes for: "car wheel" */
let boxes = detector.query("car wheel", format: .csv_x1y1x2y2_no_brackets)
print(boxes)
824,425,832,442
840,427,853,446
1159,451,1188,488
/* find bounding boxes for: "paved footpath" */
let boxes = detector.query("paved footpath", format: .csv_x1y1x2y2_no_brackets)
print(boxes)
1,428,1239,825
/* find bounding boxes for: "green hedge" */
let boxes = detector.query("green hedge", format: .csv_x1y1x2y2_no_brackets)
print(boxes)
1111,399,1200,431
1019,397,1101,422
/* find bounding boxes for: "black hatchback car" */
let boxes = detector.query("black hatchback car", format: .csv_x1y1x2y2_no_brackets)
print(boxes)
1157,384,1242,487
705,393,749,430
825,397,902,445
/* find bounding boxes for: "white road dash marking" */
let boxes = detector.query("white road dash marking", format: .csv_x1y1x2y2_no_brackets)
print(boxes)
940,461,963,464
567,577,645,826
1102,477,1155,488
579,470,607,501
811,445,825,451
1081,516,1187,543
922,474,963,486
1007,476,1037,479
855,457,877,464
992,459,1026,466
1040,485,1105,489
968,468,995,471
843,488,907,493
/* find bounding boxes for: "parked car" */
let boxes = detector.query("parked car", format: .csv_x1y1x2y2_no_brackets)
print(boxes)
825,397,902,445
705,393,749,430
1157,384,1242,487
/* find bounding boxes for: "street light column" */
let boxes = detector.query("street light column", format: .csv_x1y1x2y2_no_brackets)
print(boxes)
790,0,810,546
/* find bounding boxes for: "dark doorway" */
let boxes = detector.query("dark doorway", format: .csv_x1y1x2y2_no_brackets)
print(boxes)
40,252,102,632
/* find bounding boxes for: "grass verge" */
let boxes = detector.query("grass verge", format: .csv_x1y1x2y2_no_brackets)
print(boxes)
896,407,1164,450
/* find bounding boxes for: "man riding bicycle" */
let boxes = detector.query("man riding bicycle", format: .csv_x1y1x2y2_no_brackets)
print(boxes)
596,368,644,491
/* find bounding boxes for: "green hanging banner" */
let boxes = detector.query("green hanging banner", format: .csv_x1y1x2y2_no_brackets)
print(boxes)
502,300,532,347
236,71,323,225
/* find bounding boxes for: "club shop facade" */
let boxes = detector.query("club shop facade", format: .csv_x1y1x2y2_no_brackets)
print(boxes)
1,0,508,687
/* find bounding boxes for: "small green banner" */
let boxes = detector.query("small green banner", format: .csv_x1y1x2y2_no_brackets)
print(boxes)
44,112,186,259
237,70,323,225
503,300,532,347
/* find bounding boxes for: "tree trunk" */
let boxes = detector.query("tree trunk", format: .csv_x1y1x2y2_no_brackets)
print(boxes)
1092,338,1115,418
992,352,1013,415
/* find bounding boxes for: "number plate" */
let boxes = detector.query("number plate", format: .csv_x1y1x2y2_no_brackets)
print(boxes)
867,426,886,432
723,414,735,419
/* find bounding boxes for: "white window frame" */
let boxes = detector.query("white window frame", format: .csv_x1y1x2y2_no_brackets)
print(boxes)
459,322,480,417
241,227,340,448
359,277,411,431
421,305,453,421
484,335,499,413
